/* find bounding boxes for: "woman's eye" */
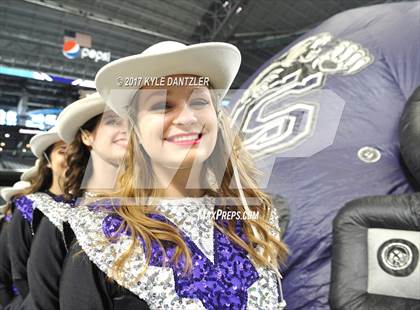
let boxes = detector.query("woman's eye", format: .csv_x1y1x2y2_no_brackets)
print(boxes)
105,117,122,126
190,99,209,108
106,119,117,125
150,102,171,112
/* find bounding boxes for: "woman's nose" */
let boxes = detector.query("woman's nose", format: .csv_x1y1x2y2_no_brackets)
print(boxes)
172,104,198,126
117,119,130,132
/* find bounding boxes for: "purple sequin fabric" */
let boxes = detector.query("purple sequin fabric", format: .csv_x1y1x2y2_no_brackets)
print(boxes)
4,214,12,222
11,284,19,296
52,195,67,203
88,199,118,212
13,196,34,223
13,194,66,224
100,207,261,310
101,213,129,240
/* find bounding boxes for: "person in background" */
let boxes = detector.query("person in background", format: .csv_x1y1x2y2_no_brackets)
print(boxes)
23,93,129,310
7,127,66,305
0,181,31,308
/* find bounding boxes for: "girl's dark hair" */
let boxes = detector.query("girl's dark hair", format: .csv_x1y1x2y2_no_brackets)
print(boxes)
63,114,102,200
22,144,55,195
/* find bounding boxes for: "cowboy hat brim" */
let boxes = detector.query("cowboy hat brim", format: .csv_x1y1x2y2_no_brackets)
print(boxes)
95,42,241,118
57,93,106,143
20,159,40,182
1,181,31,202
30,129,61,158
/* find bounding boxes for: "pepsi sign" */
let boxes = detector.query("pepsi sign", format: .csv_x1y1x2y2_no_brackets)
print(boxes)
63,40,111,62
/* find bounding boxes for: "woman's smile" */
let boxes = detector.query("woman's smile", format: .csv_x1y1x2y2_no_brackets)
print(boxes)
113,137,128,147
164,132,203,146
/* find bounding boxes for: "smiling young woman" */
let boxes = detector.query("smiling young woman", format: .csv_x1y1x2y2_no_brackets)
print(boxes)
58,41,288,310
6,128,66,307
20,93,129,310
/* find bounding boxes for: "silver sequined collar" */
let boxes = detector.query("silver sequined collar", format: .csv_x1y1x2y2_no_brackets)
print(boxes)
27,192,70,232
67,205,207,309
68,200,286,309
154,195,216,263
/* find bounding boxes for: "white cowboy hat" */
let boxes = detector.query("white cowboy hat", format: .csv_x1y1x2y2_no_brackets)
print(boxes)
30,127,61,158
1,181,31,202
57,92,106,143
20,159,40,182
95,41,241,118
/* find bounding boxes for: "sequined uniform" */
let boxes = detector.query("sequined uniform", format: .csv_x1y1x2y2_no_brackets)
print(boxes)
7,192,64,300
59,197,285,310
23,193,73,310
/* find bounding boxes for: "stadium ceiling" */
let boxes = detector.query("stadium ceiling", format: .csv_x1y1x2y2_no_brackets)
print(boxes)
0,0,409,109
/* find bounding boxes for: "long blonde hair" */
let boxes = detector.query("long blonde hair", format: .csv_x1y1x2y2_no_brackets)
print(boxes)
109,89,288,282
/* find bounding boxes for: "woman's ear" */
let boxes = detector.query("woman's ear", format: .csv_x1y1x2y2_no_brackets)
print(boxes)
43,152,52,168
80,129,93,146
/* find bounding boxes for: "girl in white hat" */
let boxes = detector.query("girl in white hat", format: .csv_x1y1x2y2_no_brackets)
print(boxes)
22,93,129,310
0,181,31,307
59,41,288,309
7,128,67,306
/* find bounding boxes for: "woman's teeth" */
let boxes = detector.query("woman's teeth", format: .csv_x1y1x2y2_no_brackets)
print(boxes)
170,134,200,142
